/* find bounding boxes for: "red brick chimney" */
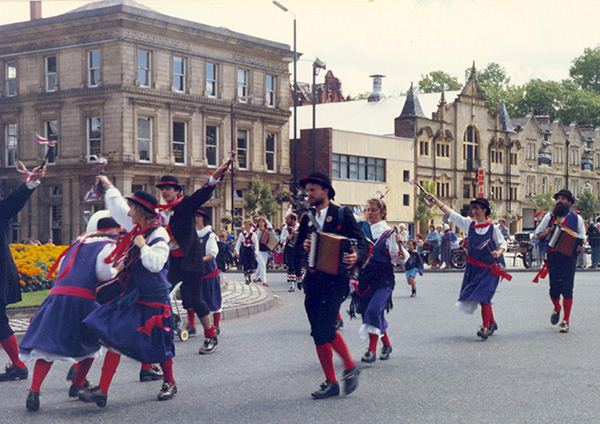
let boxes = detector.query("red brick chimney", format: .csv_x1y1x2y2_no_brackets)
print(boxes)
30,1,42,20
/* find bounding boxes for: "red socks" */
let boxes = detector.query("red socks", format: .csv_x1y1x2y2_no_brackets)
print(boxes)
187,310,195,329
381,331,391,347
368,333,379,353
99,350,121,394
159,358,175,383
204,326,216,339
0,335,26,369
29,359,52,393
480,303,493,329
213,312,221,329
315,344,336,383
563,298,573,323
72,358,94,387
331,333,356,370
551,297,562,313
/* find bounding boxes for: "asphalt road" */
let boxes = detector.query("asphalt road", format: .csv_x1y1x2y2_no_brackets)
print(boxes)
1,270,600,424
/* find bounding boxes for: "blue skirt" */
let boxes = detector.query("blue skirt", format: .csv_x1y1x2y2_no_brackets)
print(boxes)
457,263,499,305
203,273,222,312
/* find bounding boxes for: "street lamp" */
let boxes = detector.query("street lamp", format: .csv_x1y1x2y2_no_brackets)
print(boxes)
312,57,326,172
272,1,298,190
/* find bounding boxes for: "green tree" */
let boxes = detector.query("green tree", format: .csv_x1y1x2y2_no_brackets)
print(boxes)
243,175,278,218
476,62,512,113
570,46,600,93
418,71,461,94
352,92,370,100
416,181,437,224
575,188,599,220
530,192,555,213
488,199,498,221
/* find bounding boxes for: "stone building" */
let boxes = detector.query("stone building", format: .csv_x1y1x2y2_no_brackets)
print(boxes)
0,0,292,244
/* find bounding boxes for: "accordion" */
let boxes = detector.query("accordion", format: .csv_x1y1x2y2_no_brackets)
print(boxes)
258,230,280,251
308,232,353,275
547,224,578,257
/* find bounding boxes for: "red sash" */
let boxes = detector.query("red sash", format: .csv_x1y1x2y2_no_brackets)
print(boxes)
202,268,219,279
49,285,96,301
136,301,172,336
467,256,513,282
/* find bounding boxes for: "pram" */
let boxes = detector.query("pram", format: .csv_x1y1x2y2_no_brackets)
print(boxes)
169,281,189,342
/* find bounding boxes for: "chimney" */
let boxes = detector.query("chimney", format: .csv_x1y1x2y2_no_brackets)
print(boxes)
533,108,550,125
367,74,386,103
30,1,42,20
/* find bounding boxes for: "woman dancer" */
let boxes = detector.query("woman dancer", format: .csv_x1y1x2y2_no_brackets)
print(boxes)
19,214,119,411
426,194,510,340
350,198,407,363
235,219,258,284
254,217,272,287
81,185,176,405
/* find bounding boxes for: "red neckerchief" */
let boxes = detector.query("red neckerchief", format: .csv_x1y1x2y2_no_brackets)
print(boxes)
472,221,492,229
156,193,184,213
104,222,155,265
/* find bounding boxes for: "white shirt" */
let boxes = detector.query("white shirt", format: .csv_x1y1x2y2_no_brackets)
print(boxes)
312,206,329,230
196,225,219,257
235,230,259,255
448,210,508,251
534,212,586,239
280,223,299,245
369,220,407,265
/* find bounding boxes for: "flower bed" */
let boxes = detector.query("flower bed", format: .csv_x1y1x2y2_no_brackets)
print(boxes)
10,244,68,292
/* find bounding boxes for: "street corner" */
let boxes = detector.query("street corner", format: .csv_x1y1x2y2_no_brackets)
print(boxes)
220,275,276,320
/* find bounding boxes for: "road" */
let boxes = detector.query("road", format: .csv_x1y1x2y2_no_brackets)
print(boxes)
1,270,600,423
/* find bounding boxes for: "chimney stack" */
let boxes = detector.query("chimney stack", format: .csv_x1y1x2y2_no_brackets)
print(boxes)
367,74,386,103
30,1,42,20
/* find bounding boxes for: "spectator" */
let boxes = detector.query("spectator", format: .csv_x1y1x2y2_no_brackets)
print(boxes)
585,220,600,268
426,225,441,269
497,219,510,268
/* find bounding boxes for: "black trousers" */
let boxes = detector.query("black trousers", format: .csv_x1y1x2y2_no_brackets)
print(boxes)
284,246,302,277
0,302,14,341
303,272,349,345
547,251,577,300
179,272,210,319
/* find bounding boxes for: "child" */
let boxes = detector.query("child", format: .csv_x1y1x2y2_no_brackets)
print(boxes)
405,240,424,297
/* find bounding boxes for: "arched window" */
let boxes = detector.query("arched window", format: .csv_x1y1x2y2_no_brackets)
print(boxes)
463,125,479,170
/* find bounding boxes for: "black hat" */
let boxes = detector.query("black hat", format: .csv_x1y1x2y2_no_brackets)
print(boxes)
156,175,182,191
554,189,575,204
97,217,120,230
126,191,158,215
196,207,211,224
470,197,491,217
299,172,336,199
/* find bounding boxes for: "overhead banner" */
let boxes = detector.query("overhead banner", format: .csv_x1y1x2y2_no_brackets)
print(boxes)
538,151,552,166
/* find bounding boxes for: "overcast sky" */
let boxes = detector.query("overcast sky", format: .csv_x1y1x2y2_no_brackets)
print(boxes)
1,0,599,97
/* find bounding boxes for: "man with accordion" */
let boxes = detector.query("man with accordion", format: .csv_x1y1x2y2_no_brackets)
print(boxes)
296,172,369,399
534,189,585,333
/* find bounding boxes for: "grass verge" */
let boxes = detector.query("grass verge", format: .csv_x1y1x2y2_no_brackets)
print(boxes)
7,290,49,309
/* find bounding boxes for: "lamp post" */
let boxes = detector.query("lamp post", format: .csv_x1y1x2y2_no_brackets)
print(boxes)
273,1,297,190
312,57,326,172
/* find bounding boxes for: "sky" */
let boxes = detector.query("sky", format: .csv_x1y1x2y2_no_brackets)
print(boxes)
1,0,599,98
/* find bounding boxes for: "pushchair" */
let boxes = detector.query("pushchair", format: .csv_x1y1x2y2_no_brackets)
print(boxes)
169,281,189,342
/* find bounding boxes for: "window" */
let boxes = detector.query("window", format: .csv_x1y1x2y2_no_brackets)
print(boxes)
403,170,410,182
237,69,248,101
542,177,548,194
419,140,429,156
463,125,479,169
403,194,410,206
571,180,578,195
332,154,385,182
526,175,535,196
132,184,145,193
436,182,450,198
491,150,503,164
5,123,17,167
463,184,471,199
436,143,449,158
509,187,517,201
137,117,151,162
138,50,151,87
206,63,218,97
266,75,276,107
87,117,101,161
237,129,248,170
173,121,186,164
265,133,276,172
88,50,100,87
173,56,185,92
5,61,16,96
50,205,62,245
44,120,57,165
510,152,518,165
206,125,218,167
45,56,56,92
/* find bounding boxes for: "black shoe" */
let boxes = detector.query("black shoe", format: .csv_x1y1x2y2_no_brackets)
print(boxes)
410,291,417,297
488,321,498,336
26,391,40,411
297,281,302,290
157,381,177,401
334,318,344,330
68,379,94,397
199,337,219,354
551,310,560,326
78,386,107,407
311,380,340,399
215,326,220,336
288,286,295,292
559,320,570,333
361,350,376,363
0,363,28,381
477,326,489,340
186,326,196,336
66,364,77,381
342,366,360,395
380,345,392,361
139,365,163,382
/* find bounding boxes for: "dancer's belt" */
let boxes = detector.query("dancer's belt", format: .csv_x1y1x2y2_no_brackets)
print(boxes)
467,256,512,281
136,301,172,336
49,285,96,300
202,269,219,279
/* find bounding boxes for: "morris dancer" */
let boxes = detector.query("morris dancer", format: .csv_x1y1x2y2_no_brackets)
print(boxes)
350,198,407,364
533,189,585,333
427,194,510,340
19,214,119,411
81,187,176,405
281,213,302,292
297,172,369,399
195,207,222,345
254,217,272,287
0,165,45,382
235,220,258,284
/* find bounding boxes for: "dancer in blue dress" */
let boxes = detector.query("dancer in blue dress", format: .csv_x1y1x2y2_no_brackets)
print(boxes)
427,194,510,340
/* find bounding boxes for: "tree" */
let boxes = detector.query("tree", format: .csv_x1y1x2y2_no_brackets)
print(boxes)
418,71,461,94
570,46,600,93
476,62,512,113
488,199,498,221
416,181,437,225
352,92,370,101
243,175,278,219
575,188,599,220
530,192,555,213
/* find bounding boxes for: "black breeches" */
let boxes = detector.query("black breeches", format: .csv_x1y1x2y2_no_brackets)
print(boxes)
180,275,210,319
284,246,302,277
303,274,349,345
547,251,577,300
